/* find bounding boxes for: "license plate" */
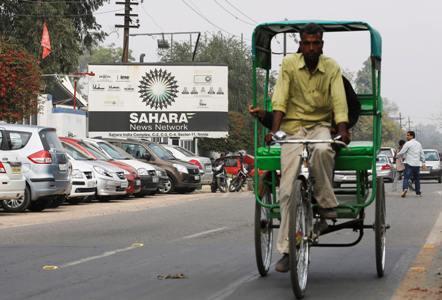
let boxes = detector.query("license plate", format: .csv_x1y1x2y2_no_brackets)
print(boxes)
59,164,67,171
345,175,356,180
11,166,21,174
87,181,95,188
420,169,430,174
121,181,128,188
205,165,212,171
152,176,159,183
136,179,141,186
194,175,200,180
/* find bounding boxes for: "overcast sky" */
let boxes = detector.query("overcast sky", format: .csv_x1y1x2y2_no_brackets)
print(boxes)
94,0,442,127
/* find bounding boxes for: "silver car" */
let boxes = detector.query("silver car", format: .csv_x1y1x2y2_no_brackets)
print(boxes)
61,141,128,200
0,124,71,211
163,145,213,185
0,148,25,212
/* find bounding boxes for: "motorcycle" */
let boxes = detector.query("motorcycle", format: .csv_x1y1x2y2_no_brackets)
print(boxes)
211,160,228,193
229,164,248,192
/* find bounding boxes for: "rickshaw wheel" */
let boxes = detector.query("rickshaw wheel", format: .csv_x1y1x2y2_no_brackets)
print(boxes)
375,176,386,277
289,179,311,299
254,186,273,276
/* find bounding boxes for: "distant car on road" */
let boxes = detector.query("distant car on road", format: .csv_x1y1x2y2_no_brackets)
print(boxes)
421,149,442,183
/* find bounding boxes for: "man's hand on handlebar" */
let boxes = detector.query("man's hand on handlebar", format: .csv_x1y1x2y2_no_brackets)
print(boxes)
265,132,274,145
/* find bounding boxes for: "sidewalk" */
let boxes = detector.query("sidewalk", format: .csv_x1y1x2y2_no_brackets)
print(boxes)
392,212,442,299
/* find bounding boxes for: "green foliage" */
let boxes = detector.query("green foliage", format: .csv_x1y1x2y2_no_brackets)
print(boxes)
0,37,41,121
78,44,135,71
351,58,403,146
0,0,106,74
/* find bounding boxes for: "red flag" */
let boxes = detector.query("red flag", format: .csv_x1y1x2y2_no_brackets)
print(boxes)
40,22,51,59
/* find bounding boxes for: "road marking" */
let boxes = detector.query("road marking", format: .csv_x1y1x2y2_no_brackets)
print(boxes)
178,227,228,241
206,272,260,300
42,242,144,270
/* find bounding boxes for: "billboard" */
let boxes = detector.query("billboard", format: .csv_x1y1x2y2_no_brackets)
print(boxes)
88,64,228,138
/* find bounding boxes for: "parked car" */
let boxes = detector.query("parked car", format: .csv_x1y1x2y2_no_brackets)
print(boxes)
162,145,213,185
61,141,128,200
66,159,97,204
0,142,25,212
60,137,140,197
0,124,71,211
104,138,201,194
83,138,160,196
421,149,442,183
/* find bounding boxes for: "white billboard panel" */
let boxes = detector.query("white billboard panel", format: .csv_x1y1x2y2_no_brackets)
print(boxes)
88,64,228,138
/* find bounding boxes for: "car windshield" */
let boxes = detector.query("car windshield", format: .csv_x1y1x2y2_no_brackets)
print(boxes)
62,142,93,161
78,141,108,160
380,149,392,158
174,146,195,157
424,151,439,161
377,156,389,164
148,143,175,160
98,142,132,160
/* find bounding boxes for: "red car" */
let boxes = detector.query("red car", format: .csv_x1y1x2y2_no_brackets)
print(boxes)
60,137,141,196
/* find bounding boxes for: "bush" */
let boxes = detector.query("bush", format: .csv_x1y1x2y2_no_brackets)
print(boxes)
0,37,41,122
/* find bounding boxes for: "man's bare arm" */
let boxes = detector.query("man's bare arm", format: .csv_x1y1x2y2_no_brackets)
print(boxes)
264,110,285,144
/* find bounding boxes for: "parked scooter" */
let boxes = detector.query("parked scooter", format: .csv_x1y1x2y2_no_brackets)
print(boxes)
211,159,228,193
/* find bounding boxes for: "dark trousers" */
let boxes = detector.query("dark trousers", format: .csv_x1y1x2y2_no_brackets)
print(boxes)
402,164,421,194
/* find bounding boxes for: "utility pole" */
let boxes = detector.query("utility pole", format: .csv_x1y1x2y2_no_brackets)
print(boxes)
115,0,140,63
407,116,412,131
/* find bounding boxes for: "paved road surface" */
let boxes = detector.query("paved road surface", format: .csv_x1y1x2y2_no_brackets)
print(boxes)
0,181,440,299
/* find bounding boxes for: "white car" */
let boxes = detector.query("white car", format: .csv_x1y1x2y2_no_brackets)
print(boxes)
66,159,97,204
0,152,26,212
83,138,160,195
162,145,213,185
62,142,128,200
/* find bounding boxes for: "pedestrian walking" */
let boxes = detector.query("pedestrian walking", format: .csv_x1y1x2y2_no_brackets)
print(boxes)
397,131,426,197
392,139,405,192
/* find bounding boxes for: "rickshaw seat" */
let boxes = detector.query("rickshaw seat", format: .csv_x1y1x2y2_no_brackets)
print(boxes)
256,141,374,171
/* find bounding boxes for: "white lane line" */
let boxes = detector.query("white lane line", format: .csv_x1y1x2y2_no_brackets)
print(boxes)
43,242,144,270
177,227,228,241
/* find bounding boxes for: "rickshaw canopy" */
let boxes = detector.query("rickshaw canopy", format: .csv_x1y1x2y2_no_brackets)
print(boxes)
252,20,382,70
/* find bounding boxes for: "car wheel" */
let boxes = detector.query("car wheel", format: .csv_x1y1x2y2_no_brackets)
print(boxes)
158,176,174,194
28,198,50,212
1,185,31,212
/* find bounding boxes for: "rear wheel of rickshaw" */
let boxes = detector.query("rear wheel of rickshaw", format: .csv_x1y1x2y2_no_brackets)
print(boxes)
254,185,273,276
289,179,311,299
375,176,386,277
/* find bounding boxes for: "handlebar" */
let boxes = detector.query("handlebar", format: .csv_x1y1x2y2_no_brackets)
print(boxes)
270,131,347,147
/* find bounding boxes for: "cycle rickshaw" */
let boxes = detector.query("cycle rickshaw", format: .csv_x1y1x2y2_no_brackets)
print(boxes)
252,21,386,299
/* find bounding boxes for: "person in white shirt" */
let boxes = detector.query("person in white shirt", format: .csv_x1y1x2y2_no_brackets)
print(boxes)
397,131,426,197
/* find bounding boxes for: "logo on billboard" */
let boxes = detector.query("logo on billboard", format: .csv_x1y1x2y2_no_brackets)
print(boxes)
138,69,179,110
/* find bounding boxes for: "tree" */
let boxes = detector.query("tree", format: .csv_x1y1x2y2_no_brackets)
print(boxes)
0,0,107,74
351,58,402,146
78,44,135,71
0,37,41,121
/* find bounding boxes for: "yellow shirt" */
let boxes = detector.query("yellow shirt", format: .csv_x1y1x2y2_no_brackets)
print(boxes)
271,53,348,135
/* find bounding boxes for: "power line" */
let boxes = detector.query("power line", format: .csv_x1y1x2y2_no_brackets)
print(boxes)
14,8,124,17
140,3,164,31
181,0,232,36
212,0,254,26
223,0,257,23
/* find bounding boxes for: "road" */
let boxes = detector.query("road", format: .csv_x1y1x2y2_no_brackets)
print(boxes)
0,181,440,300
